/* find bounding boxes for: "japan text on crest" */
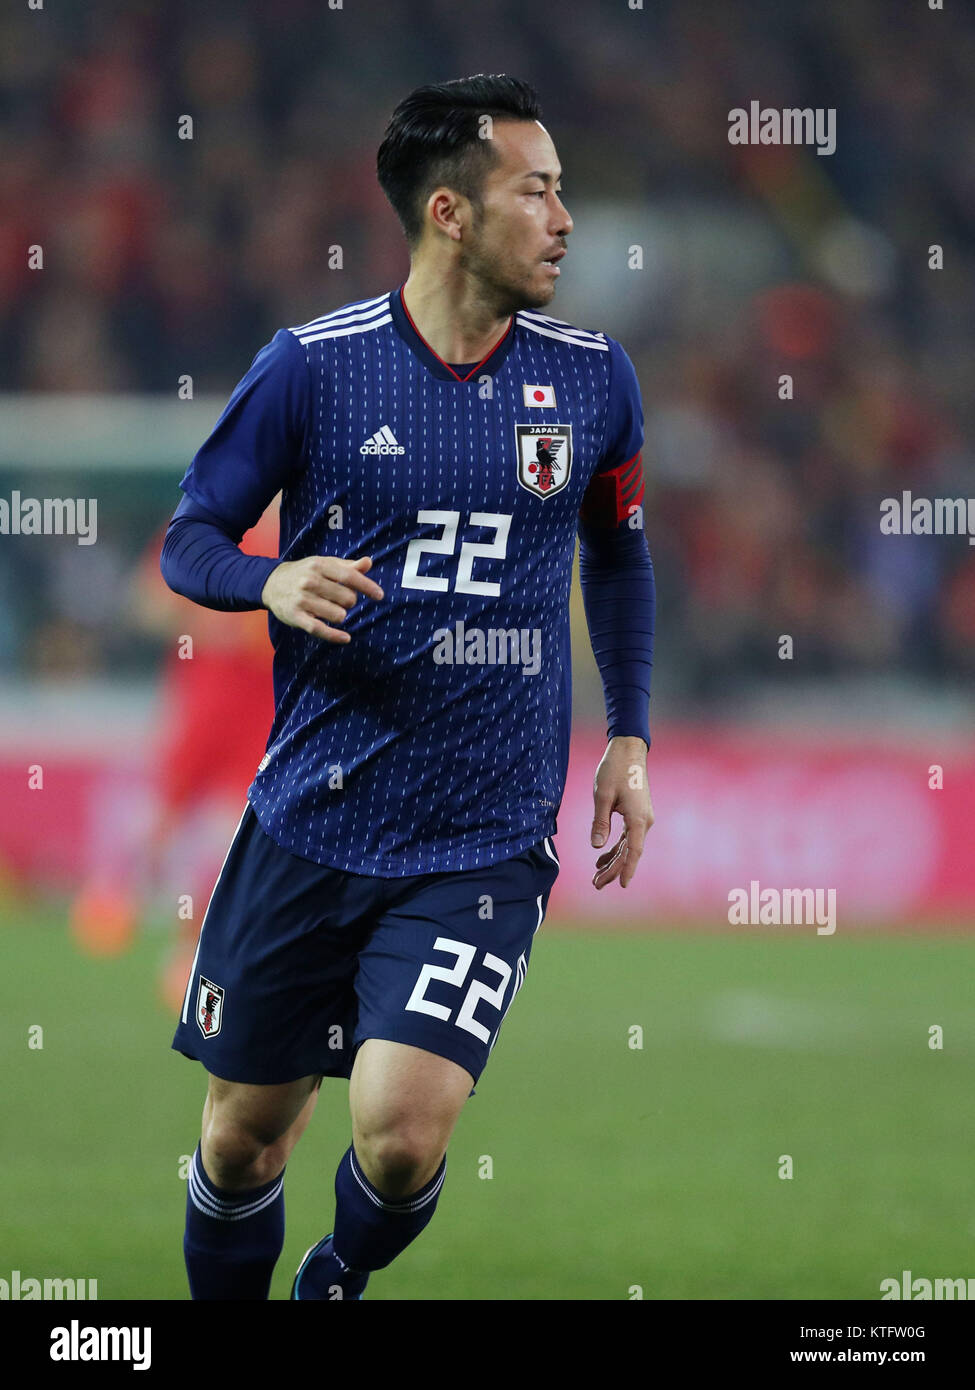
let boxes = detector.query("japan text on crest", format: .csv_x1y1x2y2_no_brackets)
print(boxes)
196,976,225,1039
515,423,573,499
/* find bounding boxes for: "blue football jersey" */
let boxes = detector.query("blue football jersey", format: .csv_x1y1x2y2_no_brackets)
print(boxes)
177,285,645,875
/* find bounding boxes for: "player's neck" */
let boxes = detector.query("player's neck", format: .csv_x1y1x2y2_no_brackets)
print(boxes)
401,264,512,366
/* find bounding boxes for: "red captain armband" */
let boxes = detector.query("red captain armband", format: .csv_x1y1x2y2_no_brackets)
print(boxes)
578,451,645,529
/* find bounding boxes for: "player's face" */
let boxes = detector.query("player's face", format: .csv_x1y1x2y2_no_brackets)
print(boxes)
460,120,573,315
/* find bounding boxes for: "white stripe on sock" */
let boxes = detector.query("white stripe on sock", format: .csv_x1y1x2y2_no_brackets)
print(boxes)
349,1151,445,1214
188,1153,283,1222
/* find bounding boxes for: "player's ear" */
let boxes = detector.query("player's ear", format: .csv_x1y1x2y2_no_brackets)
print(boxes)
426,188,466,242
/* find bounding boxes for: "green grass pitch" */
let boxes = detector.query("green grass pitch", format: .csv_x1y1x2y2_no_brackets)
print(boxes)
1,904,972,1300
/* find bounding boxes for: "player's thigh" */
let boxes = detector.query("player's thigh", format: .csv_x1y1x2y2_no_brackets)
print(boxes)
204,1071,322,1149
172,801,373,1084
352,836,560,1091
349,1039,472,1152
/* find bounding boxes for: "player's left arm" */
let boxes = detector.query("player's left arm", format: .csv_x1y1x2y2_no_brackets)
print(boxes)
577,336,655,890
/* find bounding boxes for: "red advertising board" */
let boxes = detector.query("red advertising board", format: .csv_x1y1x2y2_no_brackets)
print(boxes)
1,728,971,925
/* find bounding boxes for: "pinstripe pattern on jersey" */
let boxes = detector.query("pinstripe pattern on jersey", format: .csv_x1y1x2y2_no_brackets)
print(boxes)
249,288,625,876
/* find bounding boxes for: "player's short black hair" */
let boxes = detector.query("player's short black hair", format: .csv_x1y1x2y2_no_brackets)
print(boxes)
377,74,542,249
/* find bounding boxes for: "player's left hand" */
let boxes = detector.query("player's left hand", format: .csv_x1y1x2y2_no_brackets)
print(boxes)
590,736,653,890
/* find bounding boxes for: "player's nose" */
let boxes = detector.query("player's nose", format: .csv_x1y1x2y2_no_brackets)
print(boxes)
553,197,573,238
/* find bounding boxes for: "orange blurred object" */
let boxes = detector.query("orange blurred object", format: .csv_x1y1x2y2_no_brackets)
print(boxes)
69,881,139,956
158,937,198,1015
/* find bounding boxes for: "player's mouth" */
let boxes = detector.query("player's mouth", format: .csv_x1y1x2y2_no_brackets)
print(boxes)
540,250,565,276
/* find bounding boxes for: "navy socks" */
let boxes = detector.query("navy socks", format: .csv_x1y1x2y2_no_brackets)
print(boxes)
184,1141,446,1299
183,1145,285,1300
293,1145,446,1299
334,1144,446,1270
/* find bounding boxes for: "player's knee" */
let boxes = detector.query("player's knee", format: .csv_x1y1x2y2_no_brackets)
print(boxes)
357,1128,443,1198
203,1116,288,1188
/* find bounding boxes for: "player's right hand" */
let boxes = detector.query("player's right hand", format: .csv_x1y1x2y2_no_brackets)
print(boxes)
260,555,384,643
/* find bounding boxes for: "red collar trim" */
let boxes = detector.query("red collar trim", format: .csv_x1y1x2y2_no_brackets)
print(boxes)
399,287,514,382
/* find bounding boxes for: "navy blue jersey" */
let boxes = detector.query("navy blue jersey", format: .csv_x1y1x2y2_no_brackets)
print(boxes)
177,286,646,875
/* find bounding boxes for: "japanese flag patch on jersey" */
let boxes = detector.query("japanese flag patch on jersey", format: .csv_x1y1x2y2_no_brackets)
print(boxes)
196,977,225,1039
515,423,573,499
522,384,556,407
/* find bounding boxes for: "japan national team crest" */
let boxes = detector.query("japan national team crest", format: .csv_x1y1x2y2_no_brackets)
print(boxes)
515,423,573,499
196,976,225,1039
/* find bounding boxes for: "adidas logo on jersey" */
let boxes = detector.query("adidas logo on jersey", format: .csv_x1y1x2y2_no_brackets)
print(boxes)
360,425,405,456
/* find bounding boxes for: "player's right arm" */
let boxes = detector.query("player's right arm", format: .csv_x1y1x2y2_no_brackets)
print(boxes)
160,327,382,641
260,554,383,645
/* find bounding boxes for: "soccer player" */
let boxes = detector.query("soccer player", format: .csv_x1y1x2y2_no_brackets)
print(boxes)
161,73,655,1301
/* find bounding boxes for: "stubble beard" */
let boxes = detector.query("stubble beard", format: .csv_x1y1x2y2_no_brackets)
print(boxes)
459,234,557,318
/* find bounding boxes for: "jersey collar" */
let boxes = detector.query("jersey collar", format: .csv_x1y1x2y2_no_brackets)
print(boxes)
390,283,516,382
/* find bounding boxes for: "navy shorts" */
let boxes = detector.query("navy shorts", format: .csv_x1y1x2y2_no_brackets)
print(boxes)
172,801,560,1086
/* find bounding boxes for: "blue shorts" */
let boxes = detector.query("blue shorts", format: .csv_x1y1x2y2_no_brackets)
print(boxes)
172,801,560,1086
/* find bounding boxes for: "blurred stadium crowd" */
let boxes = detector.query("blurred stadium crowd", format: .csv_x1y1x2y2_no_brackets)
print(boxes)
2,0,974,706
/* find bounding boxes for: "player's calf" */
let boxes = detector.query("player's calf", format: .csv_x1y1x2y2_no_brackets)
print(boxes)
292,1042,466,1299
291,1145,448,1299
184,1074,320,1300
